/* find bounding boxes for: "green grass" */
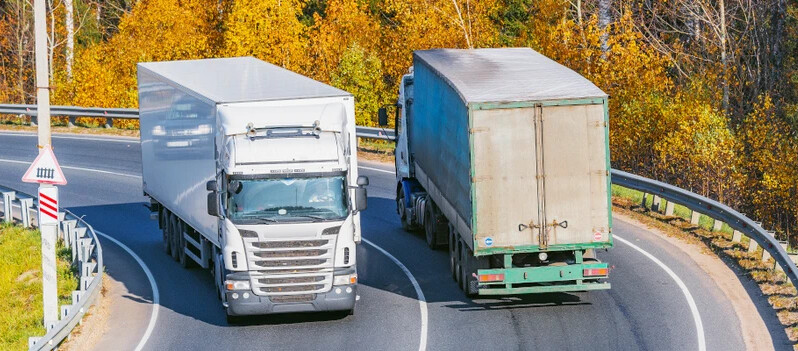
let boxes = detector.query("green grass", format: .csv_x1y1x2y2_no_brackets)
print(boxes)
611,184,734,236
0,223,78,350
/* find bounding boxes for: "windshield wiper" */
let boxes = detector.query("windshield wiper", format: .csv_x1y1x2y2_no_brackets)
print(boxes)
291,214,328,222
239,216,279,224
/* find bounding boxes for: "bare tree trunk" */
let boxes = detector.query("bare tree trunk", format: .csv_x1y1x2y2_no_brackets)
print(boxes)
599,0,610,57
47,0,54,82
720,0,729,116
65,0,74,80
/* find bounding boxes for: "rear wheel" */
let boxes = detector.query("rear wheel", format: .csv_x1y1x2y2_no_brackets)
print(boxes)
161,209,170,255
169,215,180,261
459,241,478,297
449,229,457,281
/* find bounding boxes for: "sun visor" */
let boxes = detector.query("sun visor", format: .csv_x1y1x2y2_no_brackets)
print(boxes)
218,102,346,136
233,132,341,165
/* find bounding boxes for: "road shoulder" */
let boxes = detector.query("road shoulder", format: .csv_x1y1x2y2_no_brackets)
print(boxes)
613,212,774,351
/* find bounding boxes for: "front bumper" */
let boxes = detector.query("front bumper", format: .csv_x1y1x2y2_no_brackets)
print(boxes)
225,268,357,316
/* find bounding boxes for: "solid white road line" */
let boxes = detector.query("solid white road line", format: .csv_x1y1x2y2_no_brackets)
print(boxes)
358,165,395,175
0,158,140,178
0,131,139,143
95,230,160,351
362,238,428,351
614,235,706,351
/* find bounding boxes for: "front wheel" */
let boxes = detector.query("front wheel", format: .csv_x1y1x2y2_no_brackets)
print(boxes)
397,187,414,231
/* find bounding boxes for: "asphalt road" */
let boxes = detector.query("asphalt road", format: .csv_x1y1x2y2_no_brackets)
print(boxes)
0,131,785,350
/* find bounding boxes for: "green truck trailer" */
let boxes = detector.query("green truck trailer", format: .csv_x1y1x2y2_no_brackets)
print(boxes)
385,48,612,296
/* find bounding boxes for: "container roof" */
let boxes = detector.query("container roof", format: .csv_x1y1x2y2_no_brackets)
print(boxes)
138,57,350,104
414,48,607,104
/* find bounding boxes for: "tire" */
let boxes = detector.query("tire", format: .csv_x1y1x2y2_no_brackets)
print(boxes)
169,214,180,261
397,188,414,231
449,229,457,281
459,242,478,298
215,250,227,302
161,209,171,255
454,240,462,286
424,204,437,249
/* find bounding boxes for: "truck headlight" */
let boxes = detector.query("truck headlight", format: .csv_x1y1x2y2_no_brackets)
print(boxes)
225,280,250,291
152,125,166,136
333,274,357,286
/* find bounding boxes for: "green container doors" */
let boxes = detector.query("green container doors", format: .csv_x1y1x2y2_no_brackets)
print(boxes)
471,100,612,255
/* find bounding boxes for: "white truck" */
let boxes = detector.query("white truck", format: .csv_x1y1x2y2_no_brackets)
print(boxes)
138,57,367,321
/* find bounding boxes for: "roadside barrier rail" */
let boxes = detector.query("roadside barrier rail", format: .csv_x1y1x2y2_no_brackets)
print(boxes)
0,185,104,351
2,104,794,298
0,103,397,140
611,169,798,289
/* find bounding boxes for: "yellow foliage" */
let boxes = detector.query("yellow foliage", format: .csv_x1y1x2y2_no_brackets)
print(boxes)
223,0,308,73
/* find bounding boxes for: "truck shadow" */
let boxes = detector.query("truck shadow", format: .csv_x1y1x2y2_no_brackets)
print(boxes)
445,293,590,312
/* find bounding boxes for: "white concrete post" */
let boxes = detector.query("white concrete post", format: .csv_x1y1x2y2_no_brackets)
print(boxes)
712,219,723,232
690,210,701,225
731,230,742,243
665,201,675,216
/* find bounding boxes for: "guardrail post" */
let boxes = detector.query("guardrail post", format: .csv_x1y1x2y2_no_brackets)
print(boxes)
68,116,76,127
651,195,661,213
712,219,723,232
62,219,76,248
775,241,789,272
731,230,743,243
665,201,675,216
640,193,647,209
748,239,760,255
19,198,33,227
2,190,16,223
761,231,776,263
104,117,112,128
690,210,700,226
30,115,37,126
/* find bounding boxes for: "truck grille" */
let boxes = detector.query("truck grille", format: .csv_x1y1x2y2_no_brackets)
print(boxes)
244,236,336,296
270,294,316,303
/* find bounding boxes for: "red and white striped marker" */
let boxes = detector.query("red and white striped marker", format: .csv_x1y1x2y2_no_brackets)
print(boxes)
38,186,59,225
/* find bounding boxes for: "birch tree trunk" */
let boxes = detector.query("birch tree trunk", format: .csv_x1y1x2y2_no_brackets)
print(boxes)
65,0,74,80
599,0,610,57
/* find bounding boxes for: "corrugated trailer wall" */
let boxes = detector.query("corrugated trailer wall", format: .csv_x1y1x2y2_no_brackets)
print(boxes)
410,56,473,232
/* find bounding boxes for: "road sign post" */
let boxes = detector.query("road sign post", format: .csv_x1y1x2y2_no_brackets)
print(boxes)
32,0,59,328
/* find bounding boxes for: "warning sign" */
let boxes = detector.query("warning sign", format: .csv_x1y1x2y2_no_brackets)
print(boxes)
38,187,59,225
21,145,67,185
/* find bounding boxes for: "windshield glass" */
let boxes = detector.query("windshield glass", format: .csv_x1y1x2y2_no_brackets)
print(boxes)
227,176,348,223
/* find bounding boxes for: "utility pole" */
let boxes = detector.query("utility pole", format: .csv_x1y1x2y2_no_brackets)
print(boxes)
34,0,57,329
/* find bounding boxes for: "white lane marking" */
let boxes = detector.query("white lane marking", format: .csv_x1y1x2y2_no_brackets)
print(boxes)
0,158,140,179
95,230,159,351
362,238,427,351
614,235,706,351
358,165,395,175
0,131,139,143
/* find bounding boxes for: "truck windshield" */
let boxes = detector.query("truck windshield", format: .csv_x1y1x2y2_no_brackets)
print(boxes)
227,176,348,223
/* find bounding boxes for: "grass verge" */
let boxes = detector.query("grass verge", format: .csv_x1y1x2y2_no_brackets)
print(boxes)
612,188,797,349
0,223,79,350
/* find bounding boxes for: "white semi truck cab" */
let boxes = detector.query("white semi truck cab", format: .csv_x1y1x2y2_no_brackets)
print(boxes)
138,57,367,321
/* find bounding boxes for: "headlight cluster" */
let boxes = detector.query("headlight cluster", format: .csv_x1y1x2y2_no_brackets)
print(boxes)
333,273,357,286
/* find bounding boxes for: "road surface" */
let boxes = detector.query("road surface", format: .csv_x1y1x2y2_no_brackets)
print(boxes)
0,131,786,350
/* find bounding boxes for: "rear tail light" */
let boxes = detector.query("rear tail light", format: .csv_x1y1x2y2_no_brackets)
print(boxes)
478,273,504,283
583,267,608,277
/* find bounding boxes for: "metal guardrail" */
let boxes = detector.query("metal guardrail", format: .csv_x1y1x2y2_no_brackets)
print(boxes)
0,186,104,351
0,103,397,140
2,104,793,286
612,169,798,289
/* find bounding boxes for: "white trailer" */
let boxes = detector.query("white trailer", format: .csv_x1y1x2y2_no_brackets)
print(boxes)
138,57,368,321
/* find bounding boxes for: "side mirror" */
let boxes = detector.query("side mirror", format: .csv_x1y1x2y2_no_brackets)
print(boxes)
378,107,388,127
206,180,217,191
355,187,367,212
357,175,369,186
207,192,220,217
